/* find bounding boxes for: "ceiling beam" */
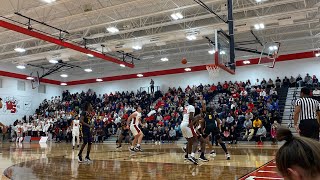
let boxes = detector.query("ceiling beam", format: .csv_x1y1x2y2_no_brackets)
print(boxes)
0,19,135,68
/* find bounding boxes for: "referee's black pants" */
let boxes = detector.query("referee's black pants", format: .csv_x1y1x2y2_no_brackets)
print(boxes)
299,119,319,141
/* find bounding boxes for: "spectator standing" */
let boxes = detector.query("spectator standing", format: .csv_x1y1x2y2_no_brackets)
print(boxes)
150,79,155,94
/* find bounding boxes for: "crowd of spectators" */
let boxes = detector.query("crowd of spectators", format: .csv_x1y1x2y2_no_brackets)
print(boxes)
1,73,319,145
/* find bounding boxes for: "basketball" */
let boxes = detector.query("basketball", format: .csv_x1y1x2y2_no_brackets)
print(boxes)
181,58,187,64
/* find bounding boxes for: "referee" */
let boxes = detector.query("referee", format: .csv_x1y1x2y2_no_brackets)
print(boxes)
294,87,320,140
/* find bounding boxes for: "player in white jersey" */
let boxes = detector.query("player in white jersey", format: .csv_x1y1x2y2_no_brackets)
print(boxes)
127,106,144,152
180,96,202,165
72,115,80,149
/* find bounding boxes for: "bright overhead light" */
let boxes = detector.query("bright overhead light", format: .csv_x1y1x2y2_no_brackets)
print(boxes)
171,12,184,20
254,23,265,30
161,57,169,62
269,46,278,51
132,45,142,50
186,35,197,41
84,68,93,72
243,60,251,64
16,65,26,69
42,0,56,3
220,50,226,55
107,27,119,33
255,0,262,2
14,47,26,53
49,59,59,64
26,77,34,80
316,53,320,57
96,78,103,82
120,64,126,67
208,50,216,54
60,74,68,78
87,54,94,57
137,74,143,77
184,68,192,72
60,82,67,86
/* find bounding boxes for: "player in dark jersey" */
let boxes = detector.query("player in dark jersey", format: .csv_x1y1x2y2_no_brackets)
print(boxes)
116,113,131,149
202,107,230,160
78,102,94,163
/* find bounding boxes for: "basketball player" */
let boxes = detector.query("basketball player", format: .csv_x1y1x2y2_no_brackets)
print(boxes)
203,107,231,160
181,96,202,164
127,106,144,152
72,115,80,150
78,102,94,163
116,113,131,149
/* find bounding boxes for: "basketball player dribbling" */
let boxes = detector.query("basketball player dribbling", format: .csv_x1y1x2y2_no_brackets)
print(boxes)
78,102,94,163
180,96,201,165
203,107,230,160
127,106,144,152
72,115,80,150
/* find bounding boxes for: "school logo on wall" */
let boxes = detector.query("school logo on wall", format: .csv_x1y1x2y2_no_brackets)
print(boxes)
3,97,20,114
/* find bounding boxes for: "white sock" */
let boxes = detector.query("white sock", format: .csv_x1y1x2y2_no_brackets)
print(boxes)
131,146,134,149
191,152,195,157
188,154,191,158
137,144,140,147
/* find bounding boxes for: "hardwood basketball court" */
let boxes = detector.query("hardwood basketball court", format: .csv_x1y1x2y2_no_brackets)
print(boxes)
0,142,282,180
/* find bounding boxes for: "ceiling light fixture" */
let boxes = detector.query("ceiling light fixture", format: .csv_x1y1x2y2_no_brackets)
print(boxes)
184,68,192,72
120,64,126,67
254,23,265,30
107,27,119,33
60,74,68,78
137,74,143,77
208,50,216,54
186,35,197,41
171,12,184,20
161,57,169,62
315,53,320,57
84,68,93,72
87,54,94,57
243,60,251,64
220,50,226,55
49,59,59,64
43,0,56,3
26,77,34,80
16,65,26,69
269,46,278,51
132,45,142,50
60,82,67,86
14,47,26,53
96,78,103,82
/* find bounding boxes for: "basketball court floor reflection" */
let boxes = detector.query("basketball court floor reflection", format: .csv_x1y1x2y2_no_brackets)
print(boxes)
0,143,279,180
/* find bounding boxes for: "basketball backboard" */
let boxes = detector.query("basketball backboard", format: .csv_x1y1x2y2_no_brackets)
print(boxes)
258,42,281,68
207,29,235,77
30,71,40,89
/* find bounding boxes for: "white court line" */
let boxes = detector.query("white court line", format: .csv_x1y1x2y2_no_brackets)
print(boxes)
246,176,284,180
258,170,278,173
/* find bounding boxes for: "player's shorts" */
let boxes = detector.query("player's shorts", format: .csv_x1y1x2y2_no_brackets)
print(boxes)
72,129,79,136
82,130,93,144
180,122,196,138
130,124,141,136
203,125,220,139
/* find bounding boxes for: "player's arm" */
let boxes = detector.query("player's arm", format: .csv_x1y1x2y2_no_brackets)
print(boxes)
127,112,137,128
80,114,91,128
189,112,202,126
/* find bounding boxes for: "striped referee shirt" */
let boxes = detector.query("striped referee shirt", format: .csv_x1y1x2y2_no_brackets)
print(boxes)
295,97,320,121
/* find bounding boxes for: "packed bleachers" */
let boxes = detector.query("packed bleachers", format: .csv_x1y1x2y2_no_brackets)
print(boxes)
1,73,318,144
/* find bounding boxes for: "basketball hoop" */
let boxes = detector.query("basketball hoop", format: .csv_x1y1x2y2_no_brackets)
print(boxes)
206,64,220,78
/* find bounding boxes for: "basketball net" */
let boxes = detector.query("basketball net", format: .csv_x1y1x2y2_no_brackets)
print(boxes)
206,64,220,78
